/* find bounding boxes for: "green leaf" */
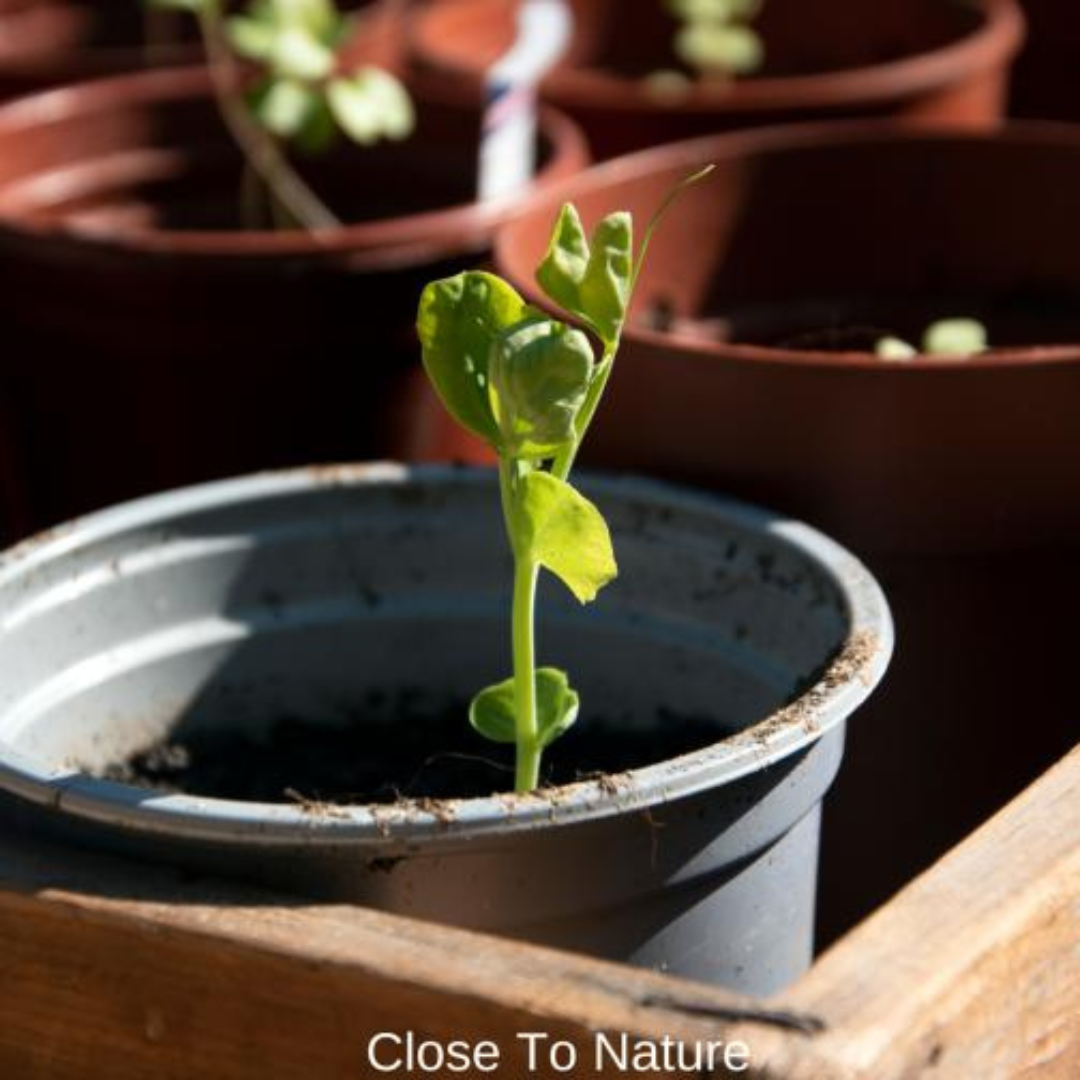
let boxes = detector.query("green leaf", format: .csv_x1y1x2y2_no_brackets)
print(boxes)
327,69,415,146
326,76,381,144
469,668,580,748
271,0,338,41
536,204,589,316
518,472,617,603
271,25,335,80
578,213,634,345
417,272,533,447
359,68,415,141
469,680,517,744
536,205,634,347
489,318,594,459
675,21,764,76
292,95,338,154
227,15,278,62
875,336,917,361
249,78,320,138
922,318,988,357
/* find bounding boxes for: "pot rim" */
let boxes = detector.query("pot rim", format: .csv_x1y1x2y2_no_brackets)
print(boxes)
408,0,1025,116
0,65,589,261
0,10,200,80
0,0,396,80
495,117,1080,372
0,463,892,846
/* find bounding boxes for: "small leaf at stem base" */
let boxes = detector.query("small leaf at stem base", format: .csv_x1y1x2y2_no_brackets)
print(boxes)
470,668,581,748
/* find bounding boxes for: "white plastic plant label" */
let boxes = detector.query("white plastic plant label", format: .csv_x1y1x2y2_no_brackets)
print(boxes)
478,0,573,201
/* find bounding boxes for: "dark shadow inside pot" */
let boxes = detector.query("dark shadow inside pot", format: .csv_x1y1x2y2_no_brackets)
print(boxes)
14,476,849,805
653,290,1080,352
581,0,981,81
97,688,740,805
1009,0,1080,122
616,135,1080,349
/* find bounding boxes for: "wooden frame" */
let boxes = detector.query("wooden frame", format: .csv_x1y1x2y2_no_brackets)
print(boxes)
1,744,1077,1079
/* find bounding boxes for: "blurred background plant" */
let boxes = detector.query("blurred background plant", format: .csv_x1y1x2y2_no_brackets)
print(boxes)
876,318,990,361
148,0,415,229
667,0,764,81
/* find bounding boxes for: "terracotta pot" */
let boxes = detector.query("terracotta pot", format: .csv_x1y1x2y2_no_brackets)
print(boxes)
492,123,1080,940
0,0,405,97
0,66,588,534
407,0,1025,158
0,0,200,96
1010,1,1080,120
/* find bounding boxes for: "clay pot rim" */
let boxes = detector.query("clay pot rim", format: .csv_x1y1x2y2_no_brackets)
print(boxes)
409,0,1025,116
0,2,200,79
0,0,389,82
0,64,589,262
495,118,1080,374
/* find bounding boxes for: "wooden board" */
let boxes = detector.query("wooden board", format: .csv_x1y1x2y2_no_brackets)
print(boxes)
1,743,1077,1079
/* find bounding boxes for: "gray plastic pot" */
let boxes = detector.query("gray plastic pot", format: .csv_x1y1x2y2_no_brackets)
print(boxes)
0,465,891,993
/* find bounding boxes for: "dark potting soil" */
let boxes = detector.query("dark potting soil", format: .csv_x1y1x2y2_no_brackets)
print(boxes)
642,291,1080,354
100,698,725,805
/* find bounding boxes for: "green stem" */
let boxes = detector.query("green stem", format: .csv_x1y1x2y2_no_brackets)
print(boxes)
499,460,542,792
197,1,341,235
511,558,541,791
503,343,619,789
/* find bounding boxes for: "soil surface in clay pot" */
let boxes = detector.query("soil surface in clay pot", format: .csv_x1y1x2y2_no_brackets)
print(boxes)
1009,0,1080,121
648,292,1080,353
0,66,586,536
407,0,1024,158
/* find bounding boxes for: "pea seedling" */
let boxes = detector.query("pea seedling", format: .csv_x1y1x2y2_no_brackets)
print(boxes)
876,318,989,361
665,0,764,83
148,0,414,231
417,170,712,792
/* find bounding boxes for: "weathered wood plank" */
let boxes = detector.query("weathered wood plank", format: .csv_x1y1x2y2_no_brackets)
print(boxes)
0,827,825,1079
737,742,1080,1079
0,742,1076,1079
